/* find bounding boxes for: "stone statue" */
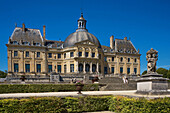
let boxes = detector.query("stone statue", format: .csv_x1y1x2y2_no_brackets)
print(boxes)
146,48,158,73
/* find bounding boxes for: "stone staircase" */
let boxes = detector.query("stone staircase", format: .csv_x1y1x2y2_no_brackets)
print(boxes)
99,77,137,91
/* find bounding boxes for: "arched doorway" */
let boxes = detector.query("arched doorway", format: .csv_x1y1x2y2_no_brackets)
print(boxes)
78,63,83,72
85,64,90,72
92,64,96,73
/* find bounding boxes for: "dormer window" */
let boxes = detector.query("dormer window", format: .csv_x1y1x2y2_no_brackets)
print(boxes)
24,42,30,45
13,41,18,45
35,43,41,46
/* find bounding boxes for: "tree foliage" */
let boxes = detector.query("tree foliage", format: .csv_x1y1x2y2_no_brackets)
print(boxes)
0,70,7,78
156,68,170,79
142,70,147,75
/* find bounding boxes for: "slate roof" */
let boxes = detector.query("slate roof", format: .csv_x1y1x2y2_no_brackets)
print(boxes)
10,27,44,45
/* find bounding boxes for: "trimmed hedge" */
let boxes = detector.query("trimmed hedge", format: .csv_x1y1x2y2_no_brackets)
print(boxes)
0,84,99,94
109,96,170,113
0,96,169,113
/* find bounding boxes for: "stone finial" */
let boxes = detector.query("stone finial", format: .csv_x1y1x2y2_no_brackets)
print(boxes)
146,48,158,73
138,49,140,53
22,23,25,32
124,37,127,41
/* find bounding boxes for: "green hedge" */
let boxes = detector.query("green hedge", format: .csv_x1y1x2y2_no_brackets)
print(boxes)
0,96,111,113
0,84,99,94
0,96,169,113
109,96,170,113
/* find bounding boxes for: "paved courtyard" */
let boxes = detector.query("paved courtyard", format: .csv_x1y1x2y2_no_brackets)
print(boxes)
0,90,170,99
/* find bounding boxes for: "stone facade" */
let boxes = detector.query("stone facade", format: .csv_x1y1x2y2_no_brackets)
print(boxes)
6,13,141,79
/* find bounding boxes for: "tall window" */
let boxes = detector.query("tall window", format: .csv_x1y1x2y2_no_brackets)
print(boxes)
25,64,30,72
120,57,123,62
64,65,67,73
48,65,52,73
78,63,83,72
58,53,61,59
99,65,101,73
37,52,40,58
48,53,52,58
99,54,101,59
134,68,137,74
92,64,96,72
79,52,82,57
134,58,137,62
85,52,89,57
14,63,19,72
14,51,18,57
57,65,61,73
64,53,66,58
127,68,130,74
104,67,107,74
70,52,74,57
128,58,130,62
104,57,107,62
70,64,74,72
120,67,123,74
37,64,41,73
26,51,29,57
112,57,114,61
111,67,114,73
92,52,95,58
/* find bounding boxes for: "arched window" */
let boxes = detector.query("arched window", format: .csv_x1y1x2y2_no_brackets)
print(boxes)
92,64,96,72
85,64,90,72
78,63,83,72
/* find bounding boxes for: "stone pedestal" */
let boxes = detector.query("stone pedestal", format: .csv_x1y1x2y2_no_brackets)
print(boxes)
136,73,169,95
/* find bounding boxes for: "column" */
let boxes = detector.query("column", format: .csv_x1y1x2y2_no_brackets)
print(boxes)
90,62,92,73
124,57,127,74
20,51,24,73
137,58,140,75
116,57,119,74
76,61,78,73
83,62,86,73
82,47,85,57
96,62,99,73
8,50,12,72
130,58,134,75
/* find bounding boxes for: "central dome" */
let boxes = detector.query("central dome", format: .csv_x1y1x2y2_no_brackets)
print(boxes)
63,31,101,48
63,13,101,48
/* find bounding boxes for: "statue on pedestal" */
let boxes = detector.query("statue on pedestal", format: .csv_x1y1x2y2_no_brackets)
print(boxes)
146,48,158,74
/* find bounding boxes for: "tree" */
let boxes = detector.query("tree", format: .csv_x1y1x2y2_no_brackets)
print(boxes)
166,69,170,79
0,70,7,78
156,68,168,78
142,70,147,75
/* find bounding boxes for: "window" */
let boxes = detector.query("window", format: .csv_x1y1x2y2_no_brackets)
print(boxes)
134,58,137,62
111,67,114,73
37,64,41,73
78,63,83,72
99,54,101,59
92,52,95,57
58,53,61,59
64,53,66,58
64,65,67,73
99,65,101,73
104,57,107,62
79,52,82,57
120,57,123,62
112,57,114,61
92,64,96,72
70,52,74,57
104,67,107,74
48,65,52,73
14,51,18,57
127,68,130,74
25,64,30,72
85,52,89,57
14,63,19,72
120,67,123,74
37,52,40,58
70,64,74,72
134,68,137,74
57,65,61,73
128,58,130,62
26,51,29,57
48,53,52,58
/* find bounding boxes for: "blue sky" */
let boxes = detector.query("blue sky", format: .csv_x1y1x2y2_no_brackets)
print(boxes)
0,0,170,73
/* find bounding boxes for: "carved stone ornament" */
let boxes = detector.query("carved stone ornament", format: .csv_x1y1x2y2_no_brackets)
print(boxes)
146,48,158,73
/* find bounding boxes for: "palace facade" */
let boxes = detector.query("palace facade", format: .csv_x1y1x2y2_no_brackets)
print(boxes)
6,13,141,78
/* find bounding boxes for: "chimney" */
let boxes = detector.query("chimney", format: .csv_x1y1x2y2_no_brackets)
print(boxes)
124,37,127,41
110,35,114,49
22,23,25,32
43,25,46,40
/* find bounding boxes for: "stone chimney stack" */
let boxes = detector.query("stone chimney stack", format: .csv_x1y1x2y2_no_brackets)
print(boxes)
43,25,46,40
110,35,114,49
22,23,25,32
124,37,127,41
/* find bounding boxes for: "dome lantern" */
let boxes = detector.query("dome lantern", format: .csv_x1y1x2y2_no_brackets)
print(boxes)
77,12,87,32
